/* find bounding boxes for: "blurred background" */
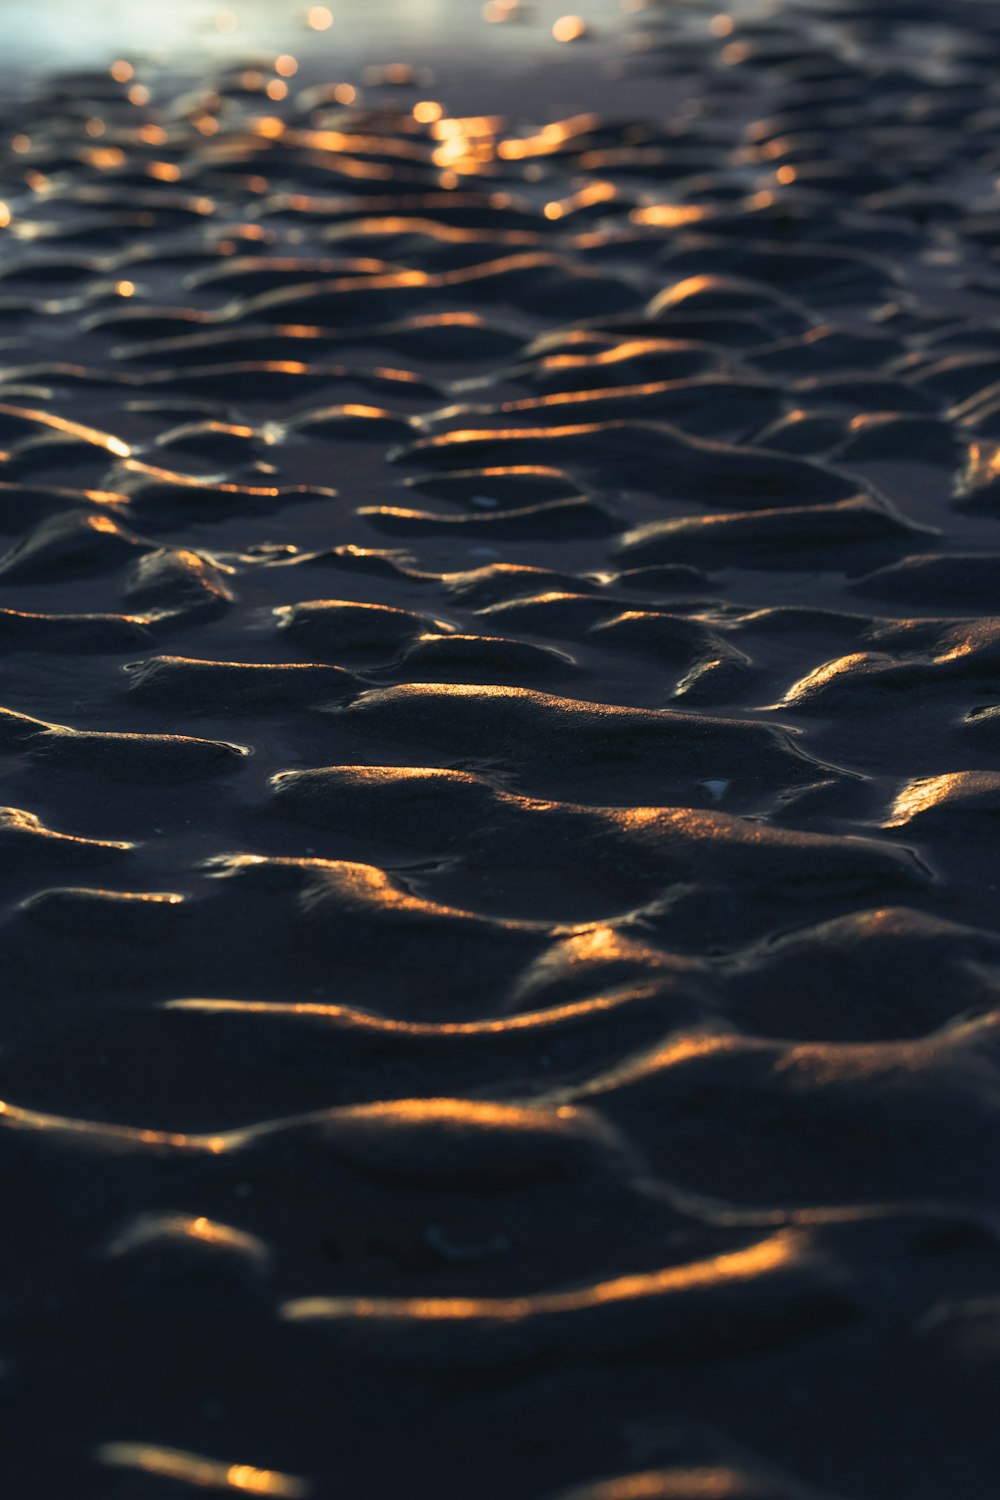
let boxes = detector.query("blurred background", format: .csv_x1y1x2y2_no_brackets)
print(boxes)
0,0,627,72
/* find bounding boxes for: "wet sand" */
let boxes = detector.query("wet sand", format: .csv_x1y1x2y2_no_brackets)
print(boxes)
3,1,1000,1495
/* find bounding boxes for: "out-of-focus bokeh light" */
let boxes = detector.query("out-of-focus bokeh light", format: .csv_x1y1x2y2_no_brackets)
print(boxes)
553,15,587,41
307,6,333,29
413,100,443,123
483,0,520,21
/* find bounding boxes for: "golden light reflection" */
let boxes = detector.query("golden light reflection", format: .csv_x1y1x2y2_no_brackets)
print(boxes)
111,59,134,82
275,54,299,77
499,113,597,160
209,852,520,928
780,653,874,704
567,1470,751,1499
546,181,616,220
293,128,429,161
434,116,503,142
0,1096,227,1154
933,640,974,664
656,273,717,306
0,1086,606,1173
414,100,443,124
0,401,131,457
283,1231,800,1324
541,338,668,372
307,5,333,29
168,988,658,1037
959,440,1000,498
884,773,971,828
0,203,10,229
118,457,299,501
415,421,609,449
492,379,678,415
253,115,285,139
572,1032,739,1103
0,807,131,851
83,145,125,168
97,1443,309,1496
553,15,588,42
87,512,124,534
356,1097,574,1128
106,1212,268,1260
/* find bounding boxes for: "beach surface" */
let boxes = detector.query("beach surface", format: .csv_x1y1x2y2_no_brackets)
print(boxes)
2,1,1000,1495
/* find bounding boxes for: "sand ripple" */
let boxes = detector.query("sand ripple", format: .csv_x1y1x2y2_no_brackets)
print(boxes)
3,6,1000,1496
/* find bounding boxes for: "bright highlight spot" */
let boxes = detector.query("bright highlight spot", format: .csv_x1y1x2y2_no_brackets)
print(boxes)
98,1443,309,1496
413,100,443,124
553,15,587,41
484,0,519,20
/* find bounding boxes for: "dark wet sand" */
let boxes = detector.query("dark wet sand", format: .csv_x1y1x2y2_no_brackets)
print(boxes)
3,1,1000,1496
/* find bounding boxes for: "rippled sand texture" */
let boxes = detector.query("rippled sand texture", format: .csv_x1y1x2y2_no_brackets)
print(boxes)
5,1,1000,1495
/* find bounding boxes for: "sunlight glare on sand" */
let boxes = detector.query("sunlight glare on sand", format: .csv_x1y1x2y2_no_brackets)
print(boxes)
98,1443,310,1496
